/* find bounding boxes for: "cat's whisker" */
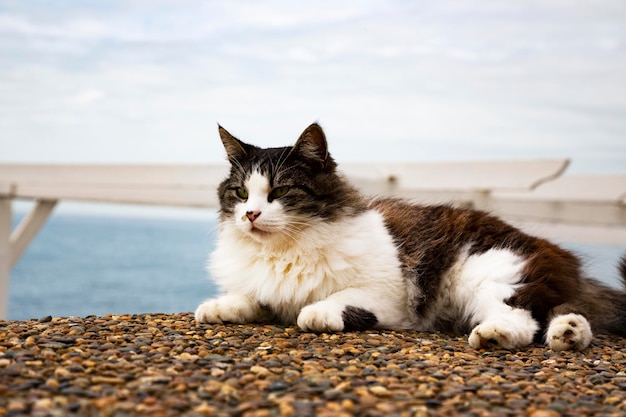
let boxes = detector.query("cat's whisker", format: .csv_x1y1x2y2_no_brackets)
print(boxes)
284,223,312,235
279,229,305,244
264,223,310,242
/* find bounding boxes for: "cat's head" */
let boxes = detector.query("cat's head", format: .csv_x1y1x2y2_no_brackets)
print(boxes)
216,123,365,243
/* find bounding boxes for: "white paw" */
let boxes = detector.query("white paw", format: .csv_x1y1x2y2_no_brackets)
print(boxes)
297,301,344,332
546,313,592,351
468,310,539,349
194,295,257,324
469,324,513,349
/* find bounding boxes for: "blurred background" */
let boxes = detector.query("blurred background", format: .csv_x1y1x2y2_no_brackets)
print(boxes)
1,1,625,319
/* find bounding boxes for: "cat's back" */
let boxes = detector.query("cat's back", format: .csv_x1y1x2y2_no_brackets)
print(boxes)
370,198,578,264
369,198,530,258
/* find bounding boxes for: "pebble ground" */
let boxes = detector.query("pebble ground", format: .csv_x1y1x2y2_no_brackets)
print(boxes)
1,312,625,416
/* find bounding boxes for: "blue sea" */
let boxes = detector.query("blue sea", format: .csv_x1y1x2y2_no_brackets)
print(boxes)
7,204,626,321
9,205,220,321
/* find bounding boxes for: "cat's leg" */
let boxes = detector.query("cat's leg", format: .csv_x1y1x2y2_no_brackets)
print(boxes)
448,249,539,350
545,306,593,351
195,294,267,324
297,287,407,332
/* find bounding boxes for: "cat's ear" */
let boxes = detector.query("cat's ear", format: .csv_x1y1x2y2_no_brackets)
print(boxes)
292,123,329,166
218,125,249,163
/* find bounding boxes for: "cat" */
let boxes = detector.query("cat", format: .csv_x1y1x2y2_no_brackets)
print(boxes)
195,122,626,351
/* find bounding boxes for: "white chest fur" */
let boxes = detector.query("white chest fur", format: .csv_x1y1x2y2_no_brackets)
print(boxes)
209,209,407,323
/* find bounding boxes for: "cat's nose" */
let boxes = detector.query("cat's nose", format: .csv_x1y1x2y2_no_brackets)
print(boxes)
246,210,262,222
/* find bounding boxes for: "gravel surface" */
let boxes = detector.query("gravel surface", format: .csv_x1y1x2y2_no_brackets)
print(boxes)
1,312,625,416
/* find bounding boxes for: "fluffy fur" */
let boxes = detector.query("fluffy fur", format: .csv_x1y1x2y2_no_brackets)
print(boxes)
195,123,626,351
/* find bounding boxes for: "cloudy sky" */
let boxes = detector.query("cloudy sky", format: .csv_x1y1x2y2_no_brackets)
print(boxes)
1,0,625,173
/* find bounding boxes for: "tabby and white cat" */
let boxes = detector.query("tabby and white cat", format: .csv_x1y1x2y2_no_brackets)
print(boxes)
195,123,626,351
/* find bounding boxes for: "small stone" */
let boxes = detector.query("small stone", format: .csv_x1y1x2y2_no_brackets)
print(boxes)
177,352,199,362
454,352,479,361
92,396,117,409
604,396,622,405
39,342,66,349
45,378,59,389
139,376,171,384
90,376,125,384
279,401,295,416
425,399,443,408
32,398,54,410
323,389,343,400
219,384,240,401
250,365,271,378
268,381,289,391
376,403,397,413
69,326,85,334
369,385,392,397
529,410,562,417
54,367,71,378
7,399,28,412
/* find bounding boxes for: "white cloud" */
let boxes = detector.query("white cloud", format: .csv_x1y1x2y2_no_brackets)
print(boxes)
0,1,624,173
70,89,106,105
0,13,108,40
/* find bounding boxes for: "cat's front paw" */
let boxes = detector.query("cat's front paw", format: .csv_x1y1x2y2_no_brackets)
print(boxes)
469,321,535,350
546,313,592,351
469,324,512,349
297,301,344,332
468,308,538,350
194,295,258,324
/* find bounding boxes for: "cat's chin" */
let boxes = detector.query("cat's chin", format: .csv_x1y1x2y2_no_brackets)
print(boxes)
245,225,276,241
249,227,299,246
231,221,276,241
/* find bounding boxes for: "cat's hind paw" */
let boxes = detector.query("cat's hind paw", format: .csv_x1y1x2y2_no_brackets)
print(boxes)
546,313,592,351
297,301,344,332
194,295,258,324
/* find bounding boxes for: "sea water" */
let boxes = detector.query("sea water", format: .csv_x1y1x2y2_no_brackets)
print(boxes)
7,206,626,321
9,207,219,320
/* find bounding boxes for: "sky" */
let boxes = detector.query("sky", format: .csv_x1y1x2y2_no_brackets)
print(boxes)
1,0,625,173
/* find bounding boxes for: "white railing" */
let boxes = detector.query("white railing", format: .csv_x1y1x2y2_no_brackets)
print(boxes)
1,160,625,319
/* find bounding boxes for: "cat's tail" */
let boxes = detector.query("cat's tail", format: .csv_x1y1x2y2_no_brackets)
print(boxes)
603,255,626,337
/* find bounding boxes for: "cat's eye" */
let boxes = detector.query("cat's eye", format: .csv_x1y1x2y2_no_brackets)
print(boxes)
235,187,248,200
270,186,290,199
